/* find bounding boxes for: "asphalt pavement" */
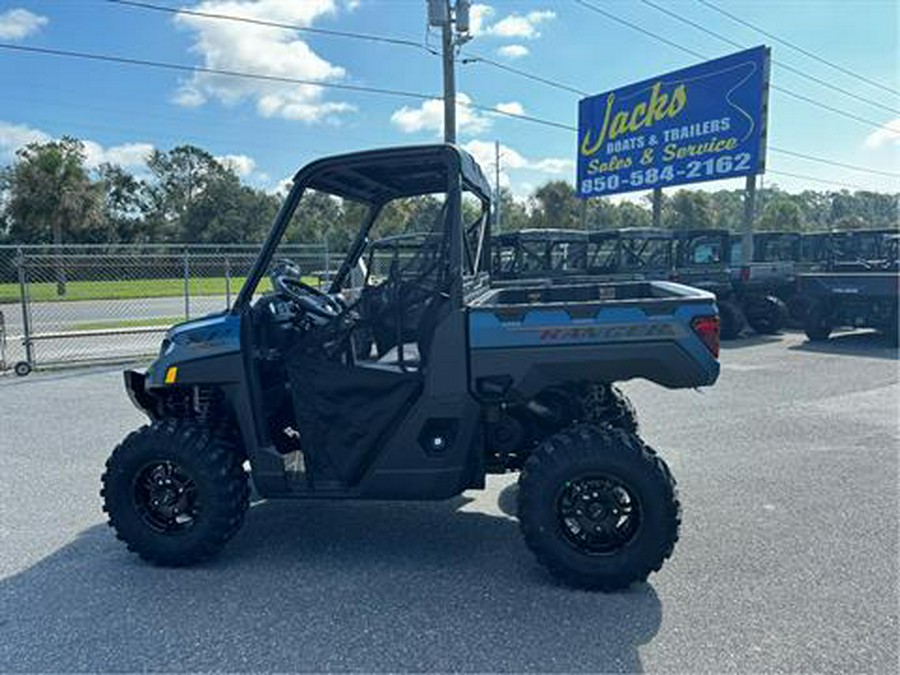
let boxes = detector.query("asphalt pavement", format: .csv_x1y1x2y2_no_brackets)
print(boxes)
0,331,897,672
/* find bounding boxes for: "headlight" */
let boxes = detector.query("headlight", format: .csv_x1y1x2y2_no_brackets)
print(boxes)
159,338,175,357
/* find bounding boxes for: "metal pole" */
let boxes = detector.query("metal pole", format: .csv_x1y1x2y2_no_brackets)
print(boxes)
442,1,456,144
652,188,663,228
742,174,757,264
224,255,231,308
183,248,190,320
16,247,33,367
324,234,331,288
494,140,501,233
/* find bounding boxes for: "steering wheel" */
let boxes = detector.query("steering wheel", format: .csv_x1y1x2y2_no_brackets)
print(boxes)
270,261,343,319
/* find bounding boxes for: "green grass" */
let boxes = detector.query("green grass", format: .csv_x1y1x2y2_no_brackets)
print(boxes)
0,275,317,304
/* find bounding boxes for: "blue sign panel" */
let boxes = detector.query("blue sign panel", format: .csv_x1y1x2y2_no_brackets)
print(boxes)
577,46,770,198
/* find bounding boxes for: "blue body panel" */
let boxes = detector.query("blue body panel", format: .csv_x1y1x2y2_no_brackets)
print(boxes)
147,312,242,387
468,299,720,387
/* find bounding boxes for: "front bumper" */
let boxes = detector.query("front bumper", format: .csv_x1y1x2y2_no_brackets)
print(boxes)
124,370,157,418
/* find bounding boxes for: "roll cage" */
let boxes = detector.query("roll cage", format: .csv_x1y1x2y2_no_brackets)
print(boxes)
234,144,492,310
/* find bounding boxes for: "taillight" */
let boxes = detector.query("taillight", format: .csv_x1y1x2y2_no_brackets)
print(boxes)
740,266,751,282
692,315,720,358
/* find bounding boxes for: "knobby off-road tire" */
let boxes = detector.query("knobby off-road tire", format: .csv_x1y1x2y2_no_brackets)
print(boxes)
718,300,744,340
804,302,833,342
101,419,249,566
518,424,680,591
746,296,789,335
578,383,639,434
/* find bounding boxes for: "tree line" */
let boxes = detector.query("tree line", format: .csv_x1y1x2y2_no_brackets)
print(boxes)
1,137,896,252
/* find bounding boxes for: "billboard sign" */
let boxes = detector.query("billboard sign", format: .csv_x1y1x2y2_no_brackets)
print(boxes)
577,46,770,198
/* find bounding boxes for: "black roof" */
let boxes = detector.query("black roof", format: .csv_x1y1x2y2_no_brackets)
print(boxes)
292,144,492,204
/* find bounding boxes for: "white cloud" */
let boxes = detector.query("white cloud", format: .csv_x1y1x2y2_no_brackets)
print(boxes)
173,1,355,123
497,44,529,59
0,8,48,40
495,101,525,116
172,87,207,108
469,4,495,36
470,6,555,39
0,121,152,170
216,153,256,177
82,141,154,169
864,118,900,149
531,158,573,174
390,93,492,136
462,139,573,195
0,121,50,160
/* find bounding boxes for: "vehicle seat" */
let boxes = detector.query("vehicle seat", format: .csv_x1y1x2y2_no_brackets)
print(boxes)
370,291,448,372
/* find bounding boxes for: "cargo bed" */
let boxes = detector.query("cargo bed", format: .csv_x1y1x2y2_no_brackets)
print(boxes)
466,280,721,392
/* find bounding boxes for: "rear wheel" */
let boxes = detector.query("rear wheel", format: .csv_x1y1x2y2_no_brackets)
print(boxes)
804,302,833,342
746,295,788,335
518,424,679,591
578,382,639,433
101,420,249,566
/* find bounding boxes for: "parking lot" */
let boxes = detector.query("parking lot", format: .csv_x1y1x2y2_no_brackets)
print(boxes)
1,330,897,672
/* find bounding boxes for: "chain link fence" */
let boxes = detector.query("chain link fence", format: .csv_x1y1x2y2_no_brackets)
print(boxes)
0,243,335,374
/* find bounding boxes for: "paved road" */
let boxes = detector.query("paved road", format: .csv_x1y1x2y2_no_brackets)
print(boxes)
1,332,897,672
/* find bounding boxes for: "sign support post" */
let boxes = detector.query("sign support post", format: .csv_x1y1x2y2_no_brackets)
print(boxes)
652,188,663,228
742,174,756,264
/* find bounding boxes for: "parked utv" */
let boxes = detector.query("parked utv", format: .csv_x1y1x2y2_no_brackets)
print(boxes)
797,232,899,345
675,229,789,339
102,145,721,591
491,228,589,283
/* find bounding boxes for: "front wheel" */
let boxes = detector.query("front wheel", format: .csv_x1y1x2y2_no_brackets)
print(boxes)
101,420,249,566
804,302,833,342
518,424,679,591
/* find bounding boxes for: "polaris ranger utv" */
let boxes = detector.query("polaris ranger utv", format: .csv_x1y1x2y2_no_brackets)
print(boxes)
102,145,721,590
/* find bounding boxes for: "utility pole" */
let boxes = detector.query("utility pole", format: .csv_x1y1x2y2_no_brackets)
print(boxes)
428,0,471,144
494,139,501,232
651,187,663,228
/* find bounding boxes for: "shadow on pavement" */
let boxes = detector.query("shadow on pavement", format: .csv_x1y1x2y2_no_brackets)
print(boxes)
0,362,148,387
789,330,898,360
1,497,662,673
719,333,784,350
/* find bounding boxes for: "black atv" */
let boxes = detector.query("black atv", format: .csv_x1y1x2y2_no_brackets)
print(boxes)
102,145,721,591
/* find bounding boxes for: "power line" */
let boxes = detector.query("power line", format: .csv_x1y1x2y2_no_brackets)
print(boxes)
770,147,900,178
0,42,573,133
103,0,437,54
695,0,900,97
3,41,893,183
460,51,589,97
636,0,900,117
99,0,897,151
0,42,437,101
767,170,879,192
106,0,568,130
572,0,888,131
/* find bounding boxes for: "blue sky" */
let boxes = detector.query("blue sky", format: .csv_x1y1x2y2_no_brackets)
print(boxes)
0,0,897,200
